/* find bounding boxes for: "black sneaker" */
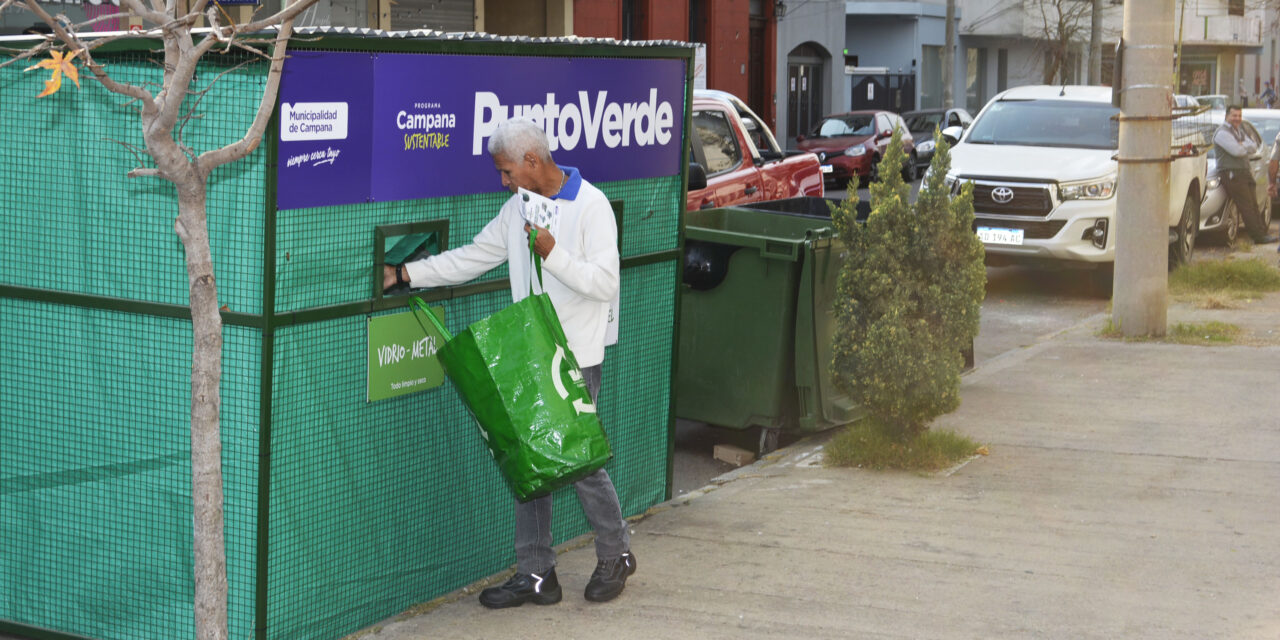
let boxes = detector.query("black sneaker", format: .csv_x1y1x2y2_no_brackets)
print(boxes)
478,569,562,609
583,551,636,603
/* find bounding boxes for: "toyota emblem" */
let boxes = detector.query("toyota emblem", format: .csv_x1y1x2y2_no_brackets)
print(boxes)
991,187,1015,204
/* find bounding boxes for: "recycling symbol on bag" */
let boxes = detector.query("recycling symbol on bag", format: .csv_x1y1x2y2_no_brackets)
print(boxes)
551,345,596,415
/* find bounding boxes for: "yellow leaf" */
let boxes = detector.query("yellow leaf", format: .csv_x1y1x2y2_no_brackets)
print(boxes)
975,446,989,456
23,49,81,98
35,75,62,98
63,51,81,89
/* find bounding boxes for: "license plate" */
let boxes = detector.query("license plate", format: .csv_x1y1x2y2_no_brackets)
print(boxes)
977,226,1024,245
820,164,834,174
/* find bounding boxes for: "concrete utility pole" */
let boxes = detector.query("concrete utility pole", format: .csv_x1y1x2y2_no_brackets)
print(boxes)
1113,0,1174,336
1089,0,1103,84
943,0,955,108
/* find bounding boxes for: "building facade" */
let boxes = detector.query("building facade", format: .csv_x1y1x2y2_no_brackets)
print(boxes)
5,0,1276,144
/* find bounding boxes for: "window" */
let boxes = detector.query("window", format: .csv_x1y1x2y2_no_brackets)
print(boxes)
811,114,875,137
965,48,988,113
965,100,1119,150
1228,0,1243,16
693,109,742,175
1046,49,1082,85
921,45,943,109
997,49,1008,92
738,111,772,157
906,113,943,132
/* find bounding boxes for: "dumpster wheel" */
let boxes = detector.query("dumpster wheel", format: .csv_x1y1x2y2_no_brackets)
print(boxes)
758,427,780,456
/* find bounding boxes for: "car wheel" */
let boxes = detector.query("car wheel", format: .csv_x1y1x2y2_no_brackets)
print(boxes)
903,152,917,182
1169,190,1199,269
1260,192,1273,229
1221,201,1240,245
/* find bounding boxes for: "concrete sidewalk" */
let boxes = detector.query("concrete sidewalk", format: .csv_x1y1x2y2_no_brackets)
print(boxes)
355,289,1280,640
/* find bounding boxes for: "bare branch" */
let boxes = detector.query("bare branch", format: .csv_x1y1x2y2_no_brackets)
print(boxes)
116,0,170,30
237,0,320,36
189,0,213,19
176,58,252,141
127,168,162,178
17,0,155,104
198,6,306,170
106,136,152,167
60,29,143,54
0,39,52,69
228,40,271,61
69,9,134,33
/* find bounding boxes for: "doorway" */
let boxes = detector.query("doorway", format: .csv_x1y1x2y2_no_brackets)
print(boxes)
787,42,827,142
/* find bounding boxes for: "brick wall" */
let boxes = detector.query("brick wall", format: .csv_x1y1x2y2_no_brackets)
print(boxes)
573,0,621,37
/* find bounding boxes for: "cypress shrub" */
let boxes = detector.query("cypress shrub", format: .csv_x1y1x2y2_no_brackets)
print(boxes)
829,129,986,440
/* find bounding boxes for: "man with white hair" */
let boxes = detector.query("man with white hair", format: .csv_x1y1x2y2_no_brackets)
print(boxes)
383,119,634,607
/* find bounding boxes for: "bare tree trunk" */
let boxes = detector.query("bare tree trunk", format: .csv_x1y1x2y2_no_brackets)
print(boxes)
174,178,227,640
1090,0,1103,84
943,0,955,108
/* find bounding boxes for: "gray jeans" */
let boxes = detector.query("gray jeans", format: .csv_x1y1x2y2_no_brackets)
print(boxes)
513,364,629,574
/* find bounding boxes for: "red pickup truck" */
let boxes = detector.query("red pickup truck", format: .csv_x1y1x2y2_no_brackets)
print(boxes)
687,90,824,211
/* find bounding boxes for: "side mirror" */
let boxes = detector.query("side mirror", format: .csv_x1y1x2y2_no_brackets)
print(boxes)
877,131,892,141
687,162,709,191
940,125,963,144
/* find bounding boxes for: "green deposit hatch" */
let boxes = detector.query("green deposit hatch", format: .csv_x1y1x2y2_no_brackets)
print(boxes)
0,29,692,640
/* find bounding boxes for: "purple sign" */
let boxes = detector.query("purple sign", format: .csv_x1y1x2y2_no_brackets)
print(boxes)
276,52,687,210
277,51,374,210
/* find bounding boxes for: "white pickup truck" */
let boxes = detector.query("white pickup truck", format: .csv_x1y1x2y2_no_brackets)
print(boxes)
942,85,1207,283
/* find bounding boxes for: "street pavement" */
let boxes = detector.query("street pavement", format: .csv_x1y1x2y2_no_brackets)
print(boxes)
351,248,1280,639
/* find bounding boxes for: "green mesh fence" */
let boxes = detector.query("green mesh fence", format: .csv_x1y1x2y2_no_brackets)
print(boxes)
0,51,267,315
2,39,686,640
0,300,262,640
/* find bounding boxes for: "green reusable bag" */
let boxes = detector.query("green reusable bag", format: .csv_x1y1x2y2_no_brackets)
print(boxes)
410,231,612,502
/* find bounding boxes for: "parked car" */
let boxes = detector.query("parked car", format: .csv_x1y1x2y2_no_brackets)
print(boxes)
1242,108,1280,220
1200,112,1274,242
687,89,824,211
903,107,973,175
1196,94,1229,110
1174,94,1197,109
943,85,1207,284
795,109,915,188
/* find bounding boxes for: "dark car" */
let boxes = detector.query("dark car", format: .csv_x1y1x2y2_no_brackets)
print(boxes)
903,107,973,174
796,110,915,187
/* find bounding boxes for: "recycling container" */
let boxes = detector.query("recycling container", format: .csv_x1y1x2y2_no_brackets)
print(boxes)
675,197,861,439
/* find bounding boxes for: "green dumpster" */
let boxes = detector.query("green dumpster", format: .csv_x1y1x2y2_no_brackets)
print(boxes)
675,197,862,447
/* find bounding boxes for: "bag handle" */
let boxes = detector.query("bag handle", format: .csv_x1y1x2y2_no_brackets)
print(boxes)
528,227,544,296
410,296,453,342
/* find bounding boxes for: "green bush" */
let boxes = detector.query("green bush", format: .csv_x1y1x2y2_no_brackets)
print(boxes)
824,417,984,471
1169,258,1280,295
828,129,986,440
